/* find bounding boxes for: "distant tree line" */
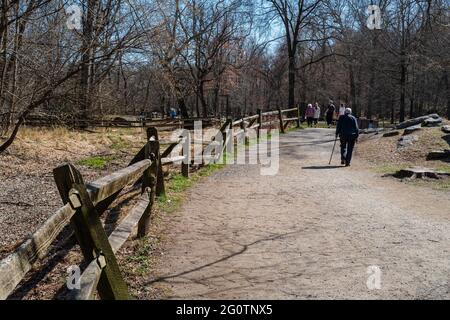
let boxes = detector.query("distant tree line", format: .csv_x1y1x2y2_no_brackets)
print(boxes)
0,0,449,152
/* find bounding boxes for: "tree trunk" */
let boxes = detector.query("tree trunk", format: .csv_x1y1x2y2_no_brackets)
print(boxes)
349,64,357,117
288,55,296,109
0,0,9,124
399,59,407,123
0,112,25,153
213,83,219,117
444,69,450,119
391,97,395,125
143,79,151,114
199,81,208,118
79,0,97,122
177,98,189,118
409,98,414,119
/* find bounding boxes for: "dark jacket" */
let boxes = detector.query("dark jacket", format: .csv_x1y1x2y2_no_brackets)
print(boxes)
326,105,335,116
336,114,359,139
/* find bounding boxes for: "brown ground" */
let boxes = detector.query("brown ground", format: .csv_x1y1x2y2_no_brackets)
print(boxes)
357,124,450,169
0,127,147,253
148,129,450,299
0,127,163,299
2,125,450,300
0,125,217,300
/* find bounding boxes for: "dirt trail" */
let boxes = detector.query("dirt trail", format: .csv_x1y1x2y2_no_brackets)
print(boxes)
149,129,450,300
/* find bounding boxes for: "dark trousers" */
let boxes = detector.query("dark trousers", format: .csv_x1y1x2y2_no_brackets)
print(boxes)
307,117,314,127
326,115,333,126
340,136,357,164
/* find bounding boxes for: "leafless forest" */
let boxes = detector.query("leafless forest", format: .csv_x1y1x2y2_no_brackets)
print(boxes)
0,0,449,152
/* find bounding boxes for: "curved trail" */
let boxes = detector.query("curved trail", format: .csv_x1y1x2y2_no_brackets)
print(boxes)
149,129,450,299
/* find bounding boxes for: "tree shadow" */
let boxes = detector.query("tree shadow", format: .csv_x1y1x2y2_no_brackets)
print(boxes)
146,231,302,286
302,166,344,170
7,225,78,300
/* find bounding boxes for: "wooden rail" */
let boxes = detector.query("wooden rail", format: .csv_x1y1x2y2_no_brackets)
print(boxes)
230,106,301,139
0,106,301,300
0,122,230,300
21,116,221,130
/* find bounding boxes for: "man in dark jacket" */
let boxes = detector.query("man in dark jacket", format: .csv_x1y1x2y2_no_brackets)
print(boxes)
336,108,359,167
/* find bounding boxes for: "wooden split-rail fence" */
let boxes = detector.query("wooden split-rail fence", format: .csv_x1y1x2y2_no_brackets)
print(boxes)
0,106,301,300
20,115,221,131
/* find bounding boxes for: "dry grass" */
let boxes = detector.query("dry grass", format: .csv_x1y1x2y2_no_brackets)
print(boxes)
0,125,223,300
12,126,145,158
0,126,154,300
0,126,151,177
357,124,450,191
358,126,450,168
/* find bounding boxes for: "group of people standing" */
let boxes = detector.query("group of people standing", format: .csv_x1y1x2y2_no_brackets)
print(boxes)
305,101,350,128
305,103,322,127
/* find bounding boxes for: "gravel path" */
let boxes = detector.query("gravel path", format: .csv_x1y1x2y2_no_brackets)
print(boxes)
149,128,450,300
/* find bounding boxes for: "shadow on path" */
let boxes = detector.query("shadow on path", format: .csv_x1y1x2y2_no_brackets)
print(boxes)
146,231,301,287
302,166,344,170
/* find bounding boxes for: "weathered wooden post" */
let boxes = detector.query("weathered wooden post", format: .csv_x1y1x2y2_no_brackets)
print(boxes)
257,109,262,140
138,140,158,238
181,124,190,178
241,117,249,146
53,164,129,300
147,127,165,196
278,108,285,134
296,104,301,128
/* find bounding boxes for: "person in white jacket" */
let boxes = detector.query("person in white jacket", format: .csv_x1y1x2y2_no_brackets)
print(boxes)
313,103,321,127
338,103,346,117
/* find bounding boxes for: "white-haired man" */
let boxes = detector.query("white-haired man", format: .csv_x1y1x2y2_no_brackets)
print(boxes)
335,108,359,167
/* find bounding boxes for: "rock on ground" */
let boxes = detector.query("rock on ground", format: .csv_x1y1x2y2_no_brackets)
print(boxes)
427,150,450,161
404,125,422,135
383,130,400,138
442,126,450,134
393,167,450,180
397,135,419,148
396,114,440,130
423,118,443,127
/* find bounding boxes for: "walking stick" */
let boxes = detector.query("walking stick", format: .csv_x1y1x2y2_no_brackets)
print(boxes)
329,136,338,165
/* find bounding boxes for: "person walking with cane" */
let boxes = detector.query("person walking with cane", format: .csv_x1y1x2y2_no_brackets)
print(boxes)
336,108,359,167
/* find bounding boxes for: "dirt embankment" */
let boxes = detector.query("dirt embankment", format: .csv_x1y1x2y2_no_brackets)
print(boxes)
357,124,450,170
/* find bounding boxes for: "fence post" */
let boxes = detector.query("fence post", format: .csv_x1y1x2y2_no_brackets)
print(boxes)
278,108,285,134
257,109,262,140
181,123,190,178
296,104,301,128
241,117,249,145
53,164,129,300
147,127,165,196
138,140,158,238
